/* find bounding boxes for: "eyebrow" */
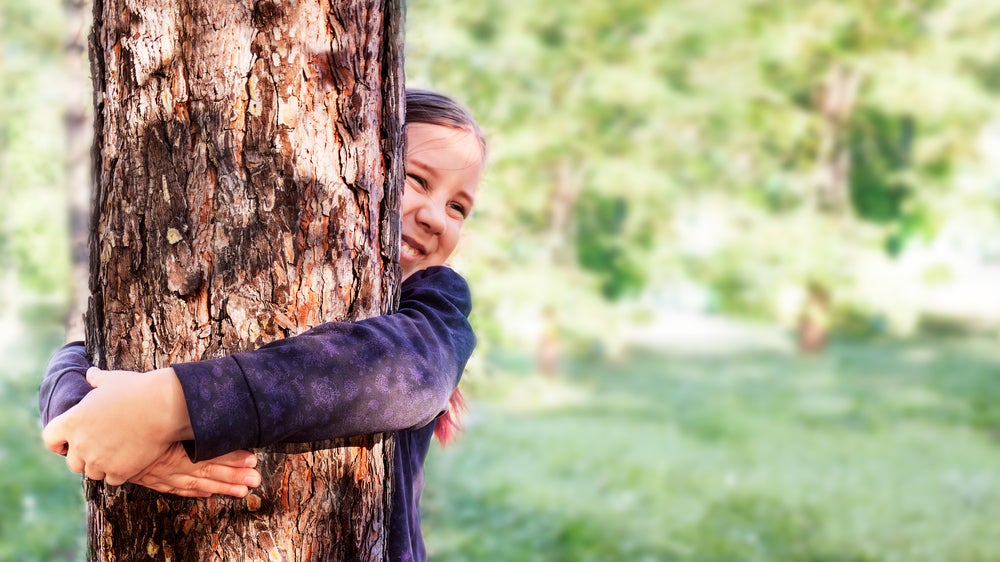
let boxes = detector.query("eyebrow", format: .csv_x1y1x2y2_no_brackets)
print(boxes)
407,158,440,181
407,159,477,202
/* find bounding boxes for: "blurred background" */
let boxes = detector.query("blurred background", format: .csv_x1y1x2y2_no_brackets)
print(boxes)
3,0,1000,560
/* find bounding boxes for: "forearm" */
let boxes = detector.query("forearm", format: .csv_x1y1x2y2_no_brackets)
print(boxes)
40,342,193,438
147,367,195,443
175,266,476,461
175,313,471,460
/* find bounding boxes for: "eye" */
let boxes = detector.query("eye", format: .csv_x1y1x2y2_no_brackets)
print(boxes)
448,201,468,219
406,173,428,191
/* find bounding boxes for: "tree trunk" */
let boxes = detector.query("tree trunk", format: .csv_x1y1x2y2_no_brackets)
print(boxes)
83,0,404,559
813,64,860,215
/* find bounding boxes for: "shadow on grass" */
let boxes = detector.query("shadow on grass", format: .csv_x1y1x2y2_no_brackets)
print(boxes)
820,336,1000,441
426,483,876,562
512,335,1000,445
677,494,877,562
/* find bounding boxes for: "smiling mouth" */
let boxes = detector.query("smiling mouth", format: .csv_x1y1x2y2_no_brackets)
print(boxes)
401,236,426,260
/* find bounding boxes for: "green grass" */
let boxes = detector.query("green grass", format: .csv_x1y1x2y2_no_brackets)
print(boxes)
4,328,1000,560
422,338,1000,562
0,302,85,562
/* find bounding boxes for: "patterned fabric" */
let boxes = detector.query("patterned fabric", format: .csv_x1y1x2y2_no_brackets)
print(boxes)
38,265,476,562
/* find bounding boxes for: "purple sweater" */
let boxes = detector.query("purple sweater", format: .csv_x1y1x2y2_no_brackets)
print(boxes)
39,265,476,562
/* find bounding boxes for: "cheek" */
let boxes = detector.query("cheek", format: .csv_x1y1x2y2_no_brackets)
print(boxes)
399,195,419,217
440,224,462,254
399,189,418,214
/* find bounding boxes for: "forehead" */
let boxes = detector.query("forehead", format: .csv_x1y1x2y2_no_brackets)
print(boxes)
406,123,484,170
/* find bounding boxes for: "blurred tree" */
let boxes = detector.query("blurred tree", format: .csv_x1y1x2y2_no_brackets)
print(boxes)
62,0,91,340
81,0,402,559
0,0,70,302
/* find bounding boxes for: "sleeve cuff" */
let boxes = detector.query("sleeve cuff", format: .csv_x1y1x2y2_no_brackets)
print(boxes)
38,341,92,426
172,355,261,461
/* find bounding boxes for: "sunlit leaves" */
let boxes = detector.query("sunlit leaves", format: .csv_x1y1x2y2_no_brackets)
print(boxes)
407,0,1000,327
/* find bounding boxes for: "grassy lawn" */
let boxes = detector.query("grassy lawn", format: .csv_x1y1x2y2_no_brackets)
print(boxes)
0,303,85,561
423,337,1000,561
4,320,999,560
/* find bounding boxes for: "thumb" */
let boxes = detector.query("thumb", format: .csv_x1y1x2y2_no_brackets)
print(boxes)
86,366,107,388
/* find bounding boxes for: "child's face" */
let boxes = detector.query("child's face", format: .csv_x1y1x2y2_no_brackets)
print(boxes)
400,123,483,279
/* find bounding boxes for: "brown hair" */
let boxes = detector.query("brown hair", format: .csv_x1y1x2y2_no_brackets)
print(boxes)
405,89,486,159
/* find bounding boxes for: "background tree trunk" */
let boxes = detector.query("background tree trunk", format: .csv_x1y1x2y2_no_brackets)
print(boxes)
82,0,404,559
63,0,93,343
813,64,861,215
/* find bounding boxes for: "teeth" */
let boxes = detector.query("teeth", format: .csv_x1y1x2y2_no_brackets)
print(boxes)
401,240,422,259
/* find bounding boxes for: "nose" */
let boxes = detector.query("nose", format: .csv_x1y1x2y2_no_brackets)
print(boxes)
415,200,446,235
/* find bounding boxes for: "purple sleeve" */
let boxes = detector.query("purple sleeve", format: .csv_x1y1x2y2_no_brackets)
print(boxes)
38,341,92,426
172,266,476,461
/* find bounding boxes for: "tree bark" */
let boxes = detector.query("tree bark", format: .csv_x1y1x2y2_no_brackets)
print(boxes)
83,0,404,559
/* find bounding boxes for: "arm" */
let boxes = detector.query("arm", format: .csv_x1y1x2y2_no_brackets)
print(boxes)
43,266,475,467
175,265,477,460
39,346,259,494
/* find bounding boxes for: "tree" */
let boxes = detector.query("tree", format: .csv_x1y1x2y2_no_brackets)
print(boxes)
82,0,403,559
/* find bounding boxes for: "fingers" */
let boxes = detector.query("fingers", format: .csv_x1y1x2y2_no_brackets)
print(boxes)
42,416,70,455
62,446,112,483
184,476,253,498
105,474,127,486
135,472,257,498
48,417,95,478
210,450,258,469
86,366,147,388
64,449,85,475
64,448,107,483
196,462,261,489
49,436,263,499
85,468,107,482
127,444,261,498
147,486,213,499
85,366,104,388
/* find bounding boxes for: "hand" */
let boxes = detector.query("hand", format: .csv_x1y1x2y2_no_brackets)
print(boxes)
42,366,193,485
129,444,261,498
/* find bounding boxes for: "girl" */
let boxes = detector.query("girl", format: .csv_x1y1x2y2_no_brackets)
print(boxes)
40,89,485,562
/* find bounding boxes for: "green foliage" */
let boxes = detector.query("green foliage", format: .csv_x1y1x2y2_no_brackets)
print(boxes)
407,0,1000,327
7,327,999,559
679,495,876,562
848,107,915,224
573,189,649,300
846,106,947,255
0,0,72,299
2,1,999,558
1,0,83,558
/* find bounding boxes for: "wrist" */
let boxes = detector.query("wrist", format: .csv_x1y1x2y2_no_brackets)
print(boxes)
149,367,194,442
